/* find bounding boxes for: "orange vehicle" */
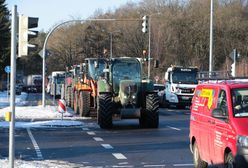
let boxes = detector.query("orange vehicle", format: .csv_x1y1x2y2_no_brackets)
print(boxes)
71,58,107,117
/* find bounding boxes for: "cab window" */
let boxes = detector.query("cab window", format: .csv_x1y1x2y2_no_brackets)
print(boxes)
217,90,228,117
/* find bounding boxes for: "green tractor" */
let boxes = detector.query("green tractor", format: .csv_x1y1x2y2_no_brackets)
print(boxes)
97,57,159,129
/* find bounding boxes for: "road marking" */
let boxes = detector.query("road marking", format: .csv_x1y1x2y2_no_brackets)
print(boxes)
82,128,89,131
112,166,133,168
101,144,113,149
144,165,165,167
167,126,181,131
93,137,104,141
27,128,43,160
112,153,127,159
87,131,96,135
173,163,194,167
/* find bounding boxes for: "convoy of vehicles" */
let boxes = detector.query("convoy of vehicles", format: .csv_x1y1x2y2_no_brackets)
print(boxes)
190,77,248,168
64,58,107,117
164,65,198,108
97,57,159,129
49,71,66,97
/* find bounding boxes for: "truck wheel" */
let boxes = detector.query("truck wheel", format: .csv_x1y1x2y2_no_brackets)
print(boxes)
225,152,235,168
193,142,208,168
73,91,79,114
79,91,90,117
140,94,159,128
97,94,113,129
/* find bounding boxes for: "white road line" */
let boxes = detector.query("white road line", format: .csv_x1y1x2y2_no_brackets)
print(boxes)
173,163,194,167
27,128,43,160
101,144,113,149
144,165,165,167
87,131,96,135
112,153,127,159
82,128,89,131
167,126,181,131
93,137,104,141
112,166,134,168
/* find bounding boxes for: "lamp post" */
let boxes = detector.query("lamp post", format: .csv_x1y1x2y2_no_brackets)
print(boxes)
209,0,214,73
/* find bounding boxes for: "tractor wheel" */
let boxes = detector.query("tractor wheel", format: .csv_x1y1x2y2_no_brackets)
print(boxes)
73,91,79,114
66,87,71,107
79,91,91,117
97,94,113,129
140,93,159,128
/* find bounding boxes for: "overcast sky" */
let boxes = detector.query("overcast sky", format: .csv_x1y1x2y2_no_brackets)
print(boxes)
6,0,141,32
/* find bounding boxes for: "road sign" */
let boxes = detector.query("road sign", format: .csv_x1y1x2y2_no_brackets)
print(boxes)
4,66,11,73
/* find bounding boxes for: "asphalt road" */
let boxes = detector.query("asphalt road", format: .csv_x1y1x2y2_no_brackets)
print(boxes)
0,93,194,167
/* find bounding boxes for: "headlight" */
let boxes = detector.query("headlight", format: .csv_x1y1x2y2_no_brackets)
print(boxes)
237,136,248,147
132,95,136,99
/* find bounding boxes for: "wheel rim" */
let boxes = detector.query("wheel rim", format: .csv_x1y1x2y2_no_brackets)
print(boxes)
193,144,199,166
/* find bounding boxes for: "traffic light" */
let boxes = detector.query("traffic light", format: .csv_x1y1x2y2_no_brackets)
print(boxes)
142,15,149,33
18,15,39,57
231,62,235,77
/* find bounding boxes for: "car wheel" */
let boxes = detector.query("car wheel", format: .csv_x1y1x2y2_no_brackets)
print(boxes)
193,142,208,168
225,152,235,168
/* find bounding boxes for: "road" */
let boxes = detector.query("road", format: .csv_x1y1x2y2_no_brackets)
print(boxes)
0,93,193,168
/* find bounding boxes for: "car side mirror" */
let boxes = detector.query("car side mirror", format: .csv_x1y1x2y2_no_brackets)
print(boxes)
212,108,228,119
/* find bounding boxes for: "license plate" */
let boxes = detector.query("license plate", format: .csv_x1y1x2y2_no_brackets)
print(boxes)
182,96,190,100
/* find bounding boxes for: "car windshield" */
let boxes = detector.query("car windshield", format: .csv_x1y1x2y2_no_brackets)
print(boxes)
88,59,107,80
112,59,141,93
172,71,198,84
232,88,248,117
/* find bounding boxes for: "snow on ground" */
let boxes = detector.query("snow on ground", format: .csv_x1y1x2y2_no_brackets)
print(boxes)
0,91,98,167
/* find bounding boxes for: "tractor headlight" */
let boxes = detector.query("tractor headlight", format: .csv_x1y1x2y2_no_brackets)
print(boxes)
123,95,127,99
237,135,248,147
132,95,136,99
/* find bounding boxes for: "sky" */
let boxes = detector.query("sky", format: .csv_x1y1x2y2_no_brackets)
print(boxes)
6,0,141,32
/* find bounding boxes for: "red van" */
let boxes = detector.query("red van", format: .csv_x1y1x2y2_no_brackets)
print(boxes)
189,80,248,167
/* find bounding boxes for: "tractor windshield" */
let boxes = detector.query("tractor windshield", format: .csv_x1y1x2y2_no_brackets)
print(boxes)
88,59,107,80
112,59,141,93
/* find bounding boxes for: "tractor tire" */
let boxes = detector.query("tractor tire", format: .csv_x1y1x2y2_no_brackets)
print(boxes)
79,91,91,117
73,91,79,114
66,87,71,107
70,89,74,108
140,93,159,128
97,94,113,129
193,142,208,168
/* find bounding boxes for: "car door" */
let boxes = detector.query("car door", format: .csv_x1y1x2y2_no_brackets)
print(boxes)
211,89,229,164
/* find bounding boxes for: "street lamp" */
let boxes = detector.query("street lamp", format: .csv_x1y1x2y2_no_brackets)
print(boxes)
109,30,121,59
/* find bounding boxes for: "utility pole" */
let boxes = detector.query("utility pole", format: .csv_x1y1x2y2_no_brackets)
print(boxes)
209,0,214,73
9,5,17,168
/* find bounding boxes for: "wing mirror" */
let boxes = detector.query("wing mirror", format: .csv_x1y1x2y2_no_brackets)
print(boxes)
212,108,228,119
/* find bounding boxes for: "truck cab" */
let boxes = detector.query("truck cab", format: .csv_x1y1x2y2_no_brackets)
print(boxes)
164,66,198,108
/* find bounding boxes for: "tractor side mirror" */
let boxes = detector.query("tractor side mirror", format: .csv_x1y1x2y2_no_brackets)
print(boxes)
154,60,159,68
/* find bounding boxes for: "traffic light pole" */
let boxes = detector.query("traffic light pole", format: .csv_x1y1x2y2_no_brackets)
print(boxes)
9,5,17,168
148,16,151,79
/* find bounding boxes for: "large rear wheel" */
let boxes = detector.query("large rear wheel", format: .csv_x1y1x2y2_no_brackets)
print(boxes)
97,94,113,129
73,91,79,114
79,91,91,117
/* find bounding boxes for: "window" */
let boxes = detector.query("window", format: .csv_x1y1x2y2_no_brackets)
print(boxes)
217,90,228,116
